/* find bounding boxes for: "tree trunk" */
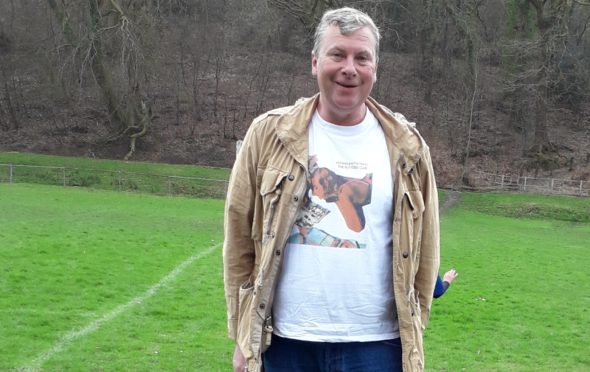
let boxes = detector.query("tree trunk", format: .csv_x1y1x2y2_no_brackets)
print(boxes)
88,0,128,129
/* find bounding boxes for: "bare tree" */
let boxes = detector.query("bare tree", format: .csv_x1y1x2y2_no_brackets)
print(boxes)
504,0,589,156
460,50,480,185
1,0,589,176
451,1,482,185
0,69,20,131
268,0,344,30
46,0,153,160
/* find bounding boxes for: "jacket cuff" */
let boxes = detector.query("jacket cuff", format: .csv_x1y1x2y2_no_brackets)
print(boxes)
442,281,450,292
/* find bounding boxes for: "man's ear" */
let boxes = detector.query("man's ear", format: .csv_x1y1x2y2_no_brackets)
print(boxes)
311,53,318,76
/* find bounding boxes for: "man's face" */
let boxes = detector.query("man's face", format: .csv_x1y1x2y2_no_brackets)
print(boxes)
312,25,377,126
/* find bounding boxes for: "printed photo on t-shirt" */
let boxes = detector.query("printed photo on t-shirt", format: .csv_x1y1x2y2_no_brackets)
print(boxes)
288,155,373,249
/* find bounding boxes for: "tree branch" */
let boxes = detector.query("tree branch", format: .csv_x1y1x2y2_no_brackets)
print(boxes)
576,13,590,45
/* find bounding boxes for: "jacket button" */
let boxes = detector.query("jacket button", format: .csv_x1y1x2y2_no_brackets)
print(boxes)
402,252,409,258
259,303,266,310
288,175,295,181
293,196,299,202
275,250,281,256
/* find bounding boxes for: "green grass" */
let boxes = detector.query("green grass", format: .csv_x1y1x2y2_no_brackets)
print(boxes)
0,183,232,370
0,151,231,198
1,183,589,371
456,191,590,223
0,152,230,180
427,192,590,371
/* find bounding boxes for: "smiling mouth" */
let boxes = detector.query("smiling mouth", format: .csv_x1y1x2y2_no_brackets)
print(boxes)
337,82,358,88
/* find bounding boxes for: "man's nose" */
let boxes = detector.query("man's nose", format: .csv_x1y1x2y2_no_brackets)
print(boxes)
341,56,357,77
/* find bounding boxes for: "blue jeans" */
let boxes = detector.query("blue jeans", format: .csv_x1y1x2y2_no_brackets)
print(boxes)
262,335,402,372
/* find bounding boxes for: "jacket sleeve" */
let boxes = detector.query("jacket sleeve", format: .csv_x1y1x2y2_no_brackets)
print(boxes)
433,275,446,299
414,146,440,327
223,124,260,340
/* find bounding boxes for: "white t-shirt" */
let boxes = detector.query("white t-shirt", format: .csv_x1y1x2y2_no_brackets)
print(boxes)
272,109,398,342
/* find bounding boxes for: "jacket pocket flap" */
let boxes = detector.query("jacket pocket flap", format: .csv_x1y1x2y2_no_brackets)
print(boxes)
260,168,288,196
405,190,425,218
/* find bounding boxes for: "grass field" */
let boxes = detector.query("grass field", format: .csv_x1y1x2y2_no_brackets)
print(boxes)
0,152,230,180
1,182,589,371
427,192,590,371
0,152,231,199
0,183,232,370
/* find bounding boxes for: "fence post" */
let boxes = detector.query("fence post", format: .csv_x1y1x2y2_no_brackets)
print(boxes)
580,181,584,196
523,177,527,191
62,167,67,187
501,175,504,190
167,176,171,195
9,164,13,184
118,171,122,191
551,179,554,191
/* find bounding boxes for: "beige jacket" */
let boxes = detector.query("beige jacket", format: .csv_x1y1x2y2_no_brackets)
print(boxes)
223,94,440,371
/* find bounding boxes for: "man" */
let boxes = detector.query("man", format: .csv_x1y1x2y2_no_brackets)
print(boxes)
223,7,439,372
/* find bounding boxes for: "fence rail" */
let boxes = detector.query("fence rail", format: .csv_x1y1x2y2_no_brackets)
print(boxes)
2,163,588,198
471,170,589,197
0,163,229,199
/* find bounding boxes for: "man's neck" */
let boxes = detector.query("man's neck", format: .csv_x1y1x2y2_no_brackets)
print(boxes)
317,102,367,126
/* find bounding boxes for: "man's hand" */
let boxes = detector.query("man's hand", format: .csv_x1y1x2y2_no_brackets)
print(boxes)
232,344,246,372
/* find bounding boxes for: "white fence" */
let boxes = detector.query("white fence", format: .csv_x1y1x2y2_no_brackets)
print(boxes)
2,163,588,198
0,163,229,199
471,170,589,197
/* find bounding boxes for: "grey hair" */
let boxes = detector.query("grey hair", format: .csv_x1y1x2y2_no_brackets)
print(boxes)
312,7,381,63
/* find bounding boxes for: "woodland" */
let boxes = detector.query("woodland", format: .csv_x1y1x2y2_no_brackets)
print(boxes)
0,0,589,186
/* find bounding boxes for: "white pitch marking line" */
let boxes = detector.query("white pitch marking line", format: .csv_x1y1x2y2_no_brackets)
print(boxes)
22,243,221,371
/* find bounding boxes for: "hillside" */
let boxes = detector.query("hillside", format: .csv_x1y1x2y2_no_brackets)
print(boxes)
0,1,589,187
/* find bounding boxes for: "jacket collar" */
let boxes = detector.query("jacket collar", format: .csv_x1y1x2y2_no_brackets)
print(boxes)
275,94,319,169
275,94,425,172
366,97,426,172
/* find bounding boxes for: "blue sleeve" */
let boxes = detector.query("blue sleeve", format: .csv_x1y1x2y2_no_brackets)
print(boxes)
433,275,446,298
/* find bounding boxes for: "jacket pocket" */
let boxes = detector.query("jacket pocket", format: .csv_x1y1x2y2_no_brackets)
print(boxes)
256,168,288,240
236,280,255,360
401,190,425,259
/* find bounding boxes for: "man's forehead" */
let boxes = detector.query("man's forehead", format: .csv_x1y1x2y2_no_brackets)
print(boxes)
322,25,375,50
